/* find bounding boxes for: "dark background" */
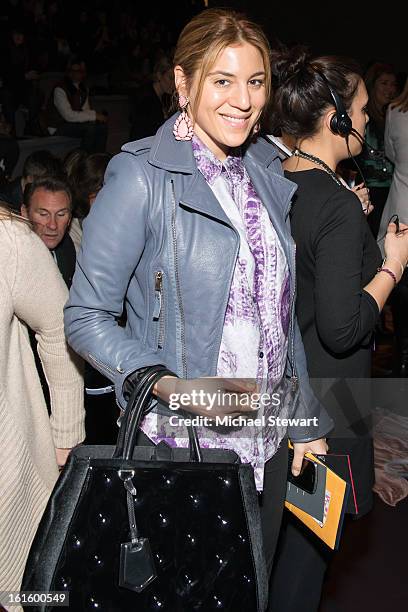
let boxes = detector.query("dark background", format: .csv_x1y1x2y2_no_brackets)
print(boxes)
209,0,401,73
1,0,401,73
122,0,402,75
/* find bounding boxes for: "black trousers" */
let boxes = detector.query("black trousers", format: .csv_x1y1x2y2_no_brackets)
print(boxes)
259,442,289,579
269,512,332,612
136,430,288,609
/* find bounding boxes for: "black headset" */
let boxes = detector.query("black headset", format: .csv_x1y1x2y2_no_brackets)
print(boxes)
314,70,353,137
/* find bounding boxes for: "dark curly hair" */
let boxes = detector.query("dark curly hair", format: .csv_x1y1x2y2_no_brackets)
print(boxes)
270,45,362,139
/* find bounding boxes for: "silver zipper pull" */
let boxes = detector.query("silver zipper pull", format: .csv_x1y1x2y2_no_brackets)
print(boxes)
155,271,163,291
153,271,163,320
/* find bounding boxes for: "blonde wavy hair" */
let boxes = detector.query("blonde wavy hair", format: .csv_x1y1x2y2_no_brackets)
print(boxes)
0,203,31,224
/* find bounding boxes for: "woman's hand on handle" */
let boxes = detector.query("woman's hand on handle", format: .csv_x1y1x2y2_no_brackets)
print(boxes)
154,376,259,419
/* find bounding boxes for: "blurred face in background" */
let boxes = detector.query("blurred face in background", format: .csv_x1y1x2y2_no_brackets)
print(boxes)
373,72,398,108
12,31,24,46
68,62,87,84
22,188,72,250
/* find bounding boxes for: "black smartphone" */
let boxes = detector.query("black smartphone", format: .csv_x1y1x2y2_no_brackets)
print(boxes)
287,449,317,494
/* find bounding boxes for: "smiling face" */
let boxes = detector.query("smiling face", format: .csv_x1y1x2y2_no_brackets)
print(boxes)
177,43,266,160
22,188,72,250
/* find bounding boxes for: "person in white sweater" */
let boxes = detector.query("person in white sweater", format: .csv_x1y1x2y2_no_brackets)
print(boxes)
0,205,85,599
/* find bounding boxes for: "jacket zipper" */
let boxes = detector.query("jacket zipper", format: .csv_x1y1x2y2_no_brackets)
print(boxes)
288,244,298,389
282,195,298,389
171,181,187,377
88,353,116,378
153,271,165,349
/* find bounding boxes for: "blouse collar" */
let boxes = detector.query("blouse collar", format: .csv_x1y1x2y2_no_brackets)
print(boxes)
192,135,245,185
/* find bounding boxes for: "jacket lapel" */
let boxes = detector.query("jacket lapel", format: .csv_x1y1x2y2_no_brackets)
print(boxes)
178,172,234,227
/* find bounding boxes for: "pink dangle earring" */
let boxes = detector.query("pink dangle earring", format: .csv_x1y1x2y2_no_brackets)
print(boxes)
173,94,194,141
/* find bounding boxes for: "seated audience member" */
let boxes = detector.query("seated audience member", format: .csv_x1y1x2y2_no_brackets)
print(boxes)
46,58,108,153
0,150,62,213
0,204,84,594
21,176,75,287
67,151,112,251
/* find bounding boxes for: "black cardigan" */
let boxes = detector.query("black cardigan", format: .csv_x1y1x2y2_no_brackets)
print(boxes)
286,168,382,515
286,168,382,379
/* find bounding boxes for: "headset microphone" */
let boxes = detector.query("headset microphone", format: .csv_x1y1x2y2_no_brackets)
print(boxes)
313,71,372,210
350,127,383,155
350,127,365,144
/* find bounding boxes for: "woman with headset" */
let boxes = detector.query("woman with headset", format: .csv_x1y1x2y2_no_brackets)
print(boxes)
268,48,408,612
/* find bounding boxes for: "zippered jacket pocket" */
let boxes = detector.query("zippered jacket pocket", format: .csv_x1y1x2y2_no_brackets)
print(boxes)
153,270,165,349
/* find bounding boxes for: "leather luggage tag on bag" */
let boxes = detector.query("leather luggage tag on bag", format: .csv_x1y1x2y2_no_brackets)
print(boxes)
119,538,157,592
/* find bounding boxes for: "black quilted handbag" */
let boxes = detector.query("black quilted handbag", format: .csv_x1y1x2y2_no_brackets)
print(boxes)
22,366,268,611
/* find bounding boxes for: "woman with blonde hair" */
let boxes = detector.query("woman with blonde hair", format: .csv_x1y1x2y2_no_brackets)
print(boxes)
65,8,332,605
0,205,85,599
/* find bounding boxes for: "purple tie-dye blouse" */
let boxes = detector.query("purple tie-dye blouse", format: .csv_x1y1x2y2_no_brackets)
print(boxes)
140,136,290,489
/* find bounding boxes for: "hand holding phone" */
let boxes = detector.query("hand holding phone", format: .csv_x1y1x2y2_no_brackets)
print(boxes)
287,448,317,494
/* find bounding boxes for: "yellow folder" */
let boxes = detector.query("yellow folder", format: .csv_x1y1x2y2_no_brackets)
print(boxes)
285,445,349,550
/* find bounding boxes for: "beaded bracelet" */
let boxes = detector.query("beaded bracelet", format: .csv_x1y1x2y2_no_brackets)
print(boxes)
383,257,405,277
377,266,397,285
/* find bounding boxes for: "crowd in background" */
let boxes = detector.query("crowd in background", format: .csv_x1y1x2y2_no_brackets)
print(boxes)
0,0,204,143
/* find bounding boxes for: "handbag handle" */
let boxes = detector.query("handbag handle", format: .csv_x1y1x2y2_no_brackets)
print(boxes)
120,367,203,462
113,365,168,459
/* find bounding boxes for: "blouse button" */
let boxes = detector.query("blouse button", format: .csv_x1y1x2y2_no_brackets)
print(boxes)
259,351,264,358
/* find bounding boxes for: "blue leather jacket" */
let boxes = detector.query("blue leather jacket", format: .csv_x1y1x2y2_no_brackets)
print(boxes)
65,115,333,442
